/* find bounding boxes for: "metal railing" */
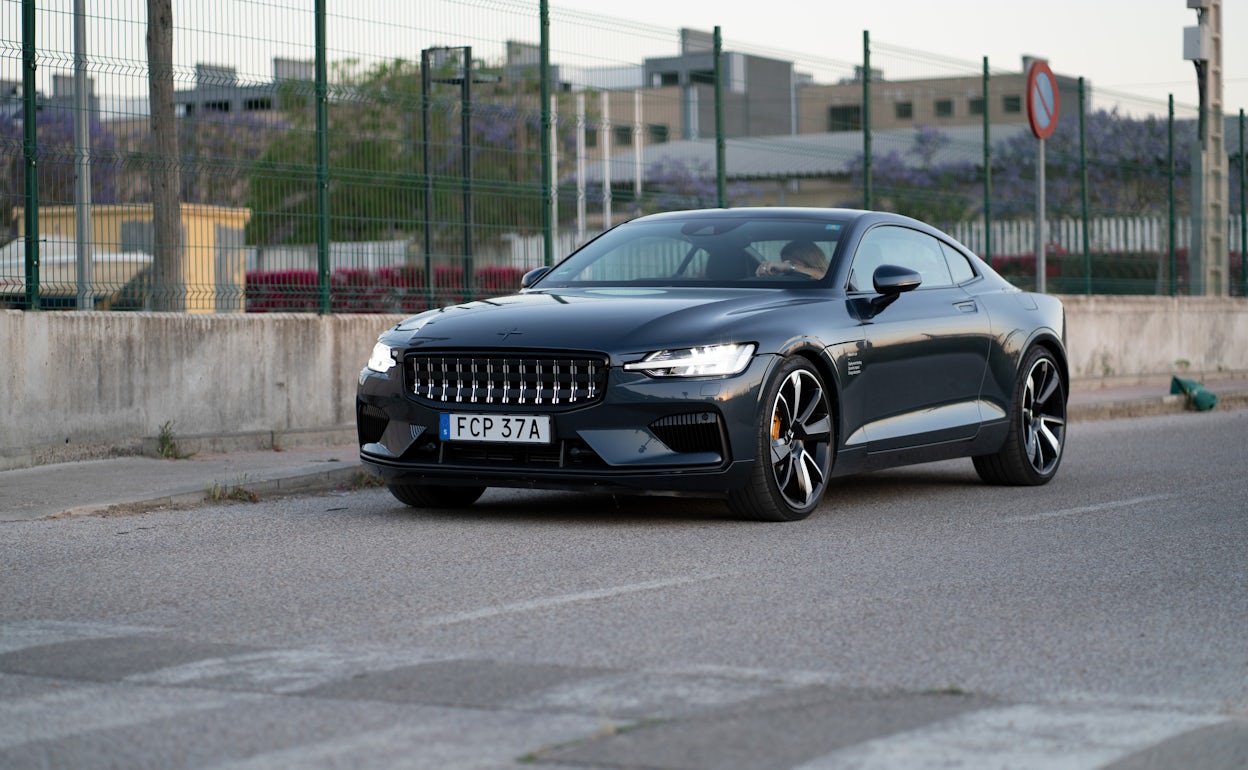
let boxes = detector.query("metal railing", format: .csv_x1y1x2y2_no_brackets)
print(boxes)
2,0,1244,312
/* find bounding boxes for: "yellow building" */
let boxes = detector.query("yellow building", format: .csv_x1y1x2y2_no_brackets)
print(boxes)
6,204,250,313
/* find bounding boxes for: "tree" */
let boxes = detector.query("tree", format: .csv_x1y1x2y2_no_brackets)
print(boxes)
146,0,182,311
0,109,119,239
842,111,1198,223
245,57,548,248
637,156,760,213
990,109,1196,219
846,125,980,222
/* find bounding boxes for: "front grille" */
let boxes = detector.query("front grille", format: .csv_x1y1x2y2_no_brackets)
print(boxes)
408,353,608,407
650,412,725,455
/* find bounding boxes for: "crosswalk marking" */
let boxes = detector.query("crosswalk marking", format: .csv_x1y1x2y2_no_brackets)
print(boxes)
0,684,258,750
0,620,1236,769
0,620,156,656
791,703,1228,770
201,710,604,770
126,647,444,694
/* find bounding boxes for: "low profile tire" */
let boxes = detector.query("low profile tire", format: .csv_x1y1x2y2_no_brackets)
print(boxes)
387,483,486,509
728,357,834,521
974,346,1067,486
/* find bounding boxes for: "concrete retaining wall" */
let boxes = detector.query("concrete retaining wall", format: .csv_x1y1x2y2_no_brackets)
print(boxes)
1060,296,1248,381
2,296,1246,470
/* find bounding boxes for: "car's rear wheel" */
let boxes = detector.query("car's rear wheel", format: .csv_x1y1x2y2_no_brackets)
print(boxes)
974,346,1066,485
728,357,834,521
387,483,486,509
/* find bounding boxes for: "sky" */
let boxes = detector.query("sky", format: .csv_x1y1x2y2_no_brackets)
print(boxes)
3,0,1241,124
577,0,1246,118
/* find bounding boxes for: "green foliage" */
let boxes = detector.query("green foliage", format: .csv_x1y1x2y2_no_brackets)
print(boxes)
245,57,543,247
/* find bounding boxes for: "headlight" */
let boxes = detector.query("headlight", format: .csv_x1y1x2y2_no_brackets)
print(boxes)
366,341,397,373
624,343,755,378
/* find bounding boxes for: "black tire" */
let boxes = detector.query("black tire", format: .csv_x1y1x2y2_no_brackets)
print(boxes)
974,346,1066,486
387,483,486,509
728,357,834,521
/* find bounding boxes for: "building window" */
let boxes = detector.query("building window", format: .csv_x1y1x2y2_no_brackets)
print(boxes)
244,97,272,112
935,99,953,118
648,123,669,144
613,125,633,146
828,105,862,131
585,128,598,148
205,100,231,113
895,101,913,120
658,72,679,87
1003,95,1022,113
969,97,985,116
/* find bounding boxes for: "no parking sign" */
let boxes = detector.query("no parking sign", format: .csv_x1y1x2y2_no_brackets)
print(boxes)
1026,60,1060,139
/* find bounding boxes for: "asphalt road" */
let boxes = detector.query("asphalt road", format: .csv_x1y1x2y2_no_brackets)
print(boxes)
2,410,1246,769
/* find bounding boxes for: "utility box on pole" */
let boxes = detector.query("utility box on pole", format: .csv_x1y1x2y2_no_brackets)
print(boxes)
1184,0,1228,296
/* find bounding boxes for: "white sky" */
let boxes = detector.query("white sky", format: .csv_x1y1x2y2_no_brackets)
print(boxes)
578,0,1245,117
4,0,1242,123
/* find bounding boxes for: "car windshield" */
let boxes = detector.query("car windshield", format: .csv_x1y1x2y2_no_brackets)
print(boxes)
535,216,847,288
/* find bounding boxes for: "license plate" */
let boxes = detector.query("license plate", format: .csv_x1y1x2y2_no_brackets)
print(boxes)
439,413,552,444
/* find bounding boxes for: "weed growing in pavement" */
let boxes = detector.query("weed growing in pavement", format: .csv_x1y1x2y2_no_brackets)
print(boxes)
347,470,385,489
157,420,196,460
207,476,259,503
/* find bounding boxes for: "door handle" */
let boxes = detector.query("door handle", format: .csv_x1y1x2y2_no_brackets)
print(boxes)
954,300,978,313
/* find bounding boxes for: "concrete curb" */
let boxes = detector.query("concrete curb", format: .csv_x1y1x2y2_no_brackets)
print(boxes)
49,461,370,519
1069,391,1248,422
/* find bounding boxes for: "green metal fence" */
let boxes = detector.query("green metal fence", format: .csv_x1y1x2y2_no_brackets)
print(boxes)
2,0,1245,313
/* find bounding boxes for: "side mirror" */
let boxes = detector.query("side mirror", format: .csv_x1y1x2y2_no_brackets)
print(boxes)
870,264,922,312
520,266,551,289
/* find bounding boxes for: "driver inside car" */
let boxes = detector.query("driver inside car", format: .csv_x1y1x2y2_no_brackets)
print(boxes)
755,239,828,278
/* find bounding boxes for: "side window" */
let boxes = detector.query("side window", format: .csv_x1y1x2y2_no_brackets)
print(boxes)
851,226,955,291
940,242,976,285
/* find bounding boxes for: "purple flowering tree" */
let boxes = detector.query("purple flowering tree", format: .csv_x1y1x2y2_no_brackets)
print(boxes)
990,108,1196,219
0,108,120,240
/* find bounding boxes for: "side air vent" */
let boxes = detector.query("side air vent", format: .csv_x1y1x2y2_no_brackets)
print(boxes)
650,412,724,454
357,403,389,445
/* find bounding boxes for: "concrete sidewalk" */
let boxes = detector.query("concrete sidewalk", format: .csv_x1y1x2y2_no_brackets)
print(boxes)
3,377,1246,523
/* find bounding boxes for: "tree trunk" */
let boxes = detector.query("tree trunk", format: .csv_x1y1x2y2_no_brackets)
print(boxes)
146,0,183,311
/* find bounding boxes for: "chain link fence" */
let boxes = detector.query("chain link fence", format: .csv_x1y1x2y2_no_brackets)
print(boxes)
2,0,1244,312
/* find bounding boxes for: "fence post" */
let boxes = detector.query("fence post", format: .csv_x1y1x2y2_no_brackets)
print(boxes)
540,0,553,267
982,56,991,265
714,26,726,209
862,31,872,210
1079,77,1090,295
314,0,330,314
1240,108,1246,297
1168,95,1177,296
22,0,39,310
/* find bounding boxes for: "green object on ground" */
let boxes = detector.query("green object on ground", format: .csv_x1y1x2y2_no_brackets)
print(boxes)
1171,377,1219,411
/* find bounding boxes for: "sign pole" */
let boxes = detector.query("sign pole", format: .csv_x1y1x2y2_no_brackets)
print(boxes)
1025,59,1059,294
1036,138,1046,293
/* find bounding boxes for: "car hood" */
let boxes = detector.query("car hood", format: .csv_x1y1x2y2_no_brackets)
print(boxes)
383,287,829,357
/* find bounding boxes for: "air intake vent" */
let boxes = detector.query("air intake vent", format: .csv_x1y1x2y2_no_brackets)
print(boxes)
650,412,724,454
357,403,389,445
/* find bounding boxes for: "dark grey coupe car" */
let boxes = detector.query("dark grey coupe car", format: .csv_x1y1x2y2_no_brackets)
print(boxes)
357,207,1067,521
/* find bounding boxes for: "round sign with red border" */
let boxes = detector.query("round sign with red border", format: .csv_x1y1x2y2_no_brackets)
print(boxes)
1026,60,1060,140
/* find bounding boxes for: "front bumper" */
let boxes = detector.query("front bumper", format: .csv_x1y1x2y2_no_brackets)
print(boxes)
356,354,776,495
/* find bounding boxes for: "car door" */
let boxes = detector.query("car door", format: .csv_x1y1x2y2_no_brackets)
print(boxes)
840,225,991,451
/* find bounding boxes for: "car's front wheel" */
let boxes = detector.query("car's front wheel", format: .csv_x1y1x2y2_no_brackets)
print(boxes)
728,357,834,521
387,483,486,509
974,346,1066,485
